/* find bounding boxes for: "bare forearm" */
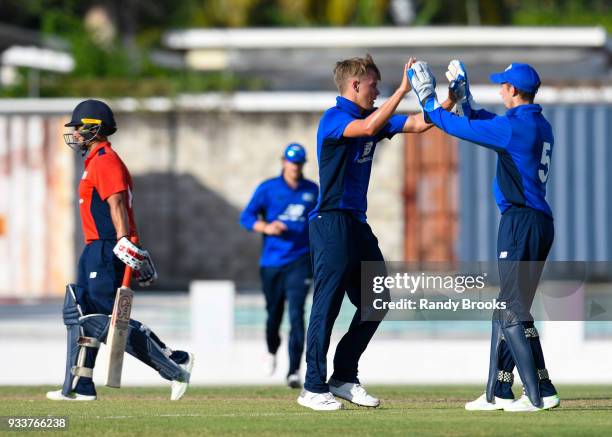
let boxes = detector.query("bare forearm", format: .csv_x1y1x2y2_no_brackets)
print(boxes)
108,193,130,239
345,59,415,138
362,88,407,135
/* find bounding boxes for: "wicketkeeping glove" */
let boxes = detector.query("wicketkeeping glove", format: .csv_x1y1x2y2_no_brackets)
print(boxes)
445,60,479,116
407,61,440,114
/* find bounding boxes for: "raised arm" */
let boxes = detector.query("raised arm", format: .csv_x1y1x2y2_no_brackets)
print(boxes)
343,59,415,138
426,107,512,150
408,61,512,150
402,96,455,133
445,59,497,120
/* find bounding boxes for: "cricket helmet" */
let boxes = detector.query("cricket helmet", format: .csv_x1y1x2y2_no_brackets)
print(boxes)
64,99,117,154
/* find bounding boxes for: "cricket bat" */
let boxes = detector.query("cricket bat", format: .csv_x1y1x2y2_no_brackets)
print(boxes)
105,236,137,388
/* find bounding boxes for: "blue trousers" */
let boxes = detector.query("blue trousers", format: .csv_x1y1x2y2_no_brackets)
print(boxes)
260,254,311,376
76,240,125,316
493,206,556,398
72,240,186,395
304,212,385,393
497,206,554,320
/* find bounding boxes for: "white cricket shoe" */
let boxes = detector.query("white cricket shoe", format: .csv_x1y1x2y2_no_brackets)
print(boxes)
503,394,561,412
328,378,380,407
464,393,514,411
46,389,96,401
297,390,344,411
171,352,195,401
287,373,301,389
263,353,277,376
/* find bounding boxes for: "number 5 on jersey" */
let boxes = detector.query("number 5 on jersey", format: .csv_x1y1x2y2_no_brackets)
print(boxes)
538,142,552,183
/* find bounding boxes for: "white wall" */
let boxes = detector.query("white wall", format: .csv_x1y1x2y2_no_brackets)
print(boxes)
1,281,610,387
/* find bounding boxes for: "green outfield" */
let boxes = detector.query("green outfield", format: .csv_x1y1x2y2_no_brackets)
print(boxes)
1,385,611,436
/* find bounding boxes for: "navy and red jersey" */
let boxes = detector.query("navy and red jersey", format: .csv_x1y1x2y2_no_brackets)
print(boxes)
79,142,137,244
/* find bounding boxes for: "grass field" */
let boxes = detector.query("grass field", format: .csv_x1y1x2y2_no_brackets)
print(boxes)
1,385,611,436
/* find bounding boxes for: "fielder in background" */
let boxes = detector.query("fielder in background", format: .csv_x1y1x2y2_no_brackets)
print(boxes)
407,60,560,412
298,55,455,411
46,99,194,401
240,143,319,389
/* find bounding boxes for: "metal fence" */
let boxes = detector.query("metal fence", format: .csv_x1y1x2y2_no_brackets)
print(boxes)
458,104,612,262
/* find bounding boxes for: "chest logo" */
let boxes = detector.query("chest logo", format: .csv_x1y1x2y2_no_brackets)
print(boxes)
278,204,306,222
302,192,315,202
357,141,374,164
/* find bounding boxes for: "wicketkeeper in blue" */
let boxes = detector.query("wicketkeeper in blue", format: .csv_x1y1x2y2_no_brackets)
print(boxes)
240,143,319,389
297,55,454,411
407,60,560,412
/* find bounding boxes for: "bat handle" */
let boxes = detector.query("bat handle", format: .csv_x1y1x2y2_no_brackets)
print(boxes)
121,236,139,287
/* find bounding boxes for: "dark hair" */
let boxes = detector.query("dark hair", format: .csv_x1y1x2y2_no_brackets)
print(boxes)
516,88,537,103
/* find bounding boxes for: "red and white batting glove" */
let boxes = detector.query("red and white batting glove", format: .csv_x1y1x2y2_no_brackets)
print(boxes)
113,236,147,270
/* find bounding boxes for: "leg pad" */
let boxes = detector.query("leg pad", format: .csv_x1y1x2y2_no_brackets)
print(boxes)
61,285,108,396
498,310,543,408
71,366,93,378
78,337,101,349
497,370,514,384
537,368,549,380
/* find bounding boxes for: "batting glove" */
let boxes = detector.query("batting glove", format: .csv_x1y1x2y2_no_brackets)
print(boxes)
134,254,158,287
113,236,147,270
407,61,440,115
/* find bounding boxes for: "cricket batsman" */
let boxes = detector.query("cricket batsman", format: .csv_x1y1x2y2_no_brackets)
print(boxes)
298,55,454,410
46,99,194,401
407,60,560,412
240,143,318,389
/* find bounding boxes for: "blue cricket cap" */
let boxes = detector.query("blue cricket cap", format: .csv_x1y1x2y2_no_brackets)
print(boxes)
490,63,541,93
284,143,306,163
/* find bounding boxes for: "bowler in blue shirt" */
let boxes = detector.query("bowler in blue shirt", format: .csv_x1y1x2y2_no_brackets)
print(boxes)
240,143,318,389
298,54,455,411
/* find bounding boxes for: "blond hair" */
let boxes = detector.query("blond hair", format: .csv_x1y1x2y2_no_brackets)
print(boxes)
333,54,381,93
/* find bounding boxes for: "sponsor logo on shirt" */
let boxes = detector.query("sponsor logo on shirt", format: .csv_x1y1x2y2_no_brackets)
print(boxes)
302,192,315,202
357,141,374,164
278,204,306,222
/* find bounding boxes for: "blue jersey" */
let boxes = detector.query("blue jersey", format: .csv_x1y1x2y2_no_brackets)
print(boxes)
309,96,407,222
427,104,554,218
240,175,319,267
